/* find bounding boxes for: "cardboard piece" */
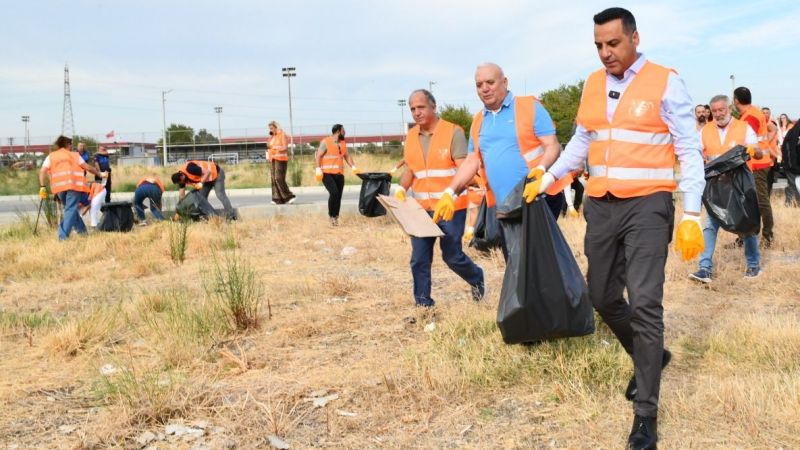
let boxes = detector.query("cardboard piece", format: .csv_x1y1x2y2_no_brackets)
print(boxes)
377,195,445,238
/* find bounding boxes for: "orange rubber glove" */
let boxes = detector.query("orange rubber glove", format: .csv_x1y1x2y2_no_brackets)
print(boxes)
432,188,455,223
675,214,704,261
523,166,555,203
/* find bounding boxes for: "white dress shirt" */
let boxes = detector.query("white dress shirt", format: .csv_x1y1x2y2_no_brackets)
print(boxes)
549,54,706,213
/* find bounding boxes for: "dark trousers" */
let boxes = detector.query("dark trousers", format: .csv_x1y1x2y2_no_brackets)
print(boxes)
133,183,165,221
200,166,236,219
270,160,295,204
322,173,345,218
584,192,674,418
753,168,774,240
410,209,484,307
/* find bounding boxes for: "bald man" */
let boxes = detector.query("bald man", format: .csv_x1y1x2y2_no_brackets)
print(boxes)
434,62,563,258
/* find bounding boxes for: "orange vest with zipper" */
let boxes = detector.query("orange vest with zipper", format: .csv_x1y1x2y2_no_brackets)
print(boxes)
701,119,748,162
469,96,543,207
405,120,468,211
48,149,89,194
320,137,346,175
577,61,677,198
137,177,165,193
180,161,218,183
268,131,289,162
739,106,772,170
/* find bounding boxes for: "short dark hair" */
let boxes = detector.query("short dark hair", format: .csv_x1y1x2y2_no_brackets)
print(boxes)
171,172,183,185
593,7,637,35
733,87,752,105
762,106,771,112
54,135,72,149
331,124,344,134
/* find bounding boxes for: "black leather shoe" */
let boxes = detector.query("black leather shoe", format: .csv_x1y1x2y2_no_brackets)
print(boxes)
628,415,658,449
625,349,672,401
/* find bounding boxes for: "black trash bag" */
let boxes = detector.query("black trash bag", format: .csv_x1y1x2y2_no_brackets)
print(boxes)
98,201,134,232
703,145,760,235
357,172,392,217
497,199,594,344
176,190,217,221
469,197,502,252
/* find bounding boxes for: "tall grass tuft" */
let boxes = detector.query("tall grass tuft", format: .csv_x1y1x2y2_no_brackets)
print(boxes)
168,220,189,264
205,251,263,331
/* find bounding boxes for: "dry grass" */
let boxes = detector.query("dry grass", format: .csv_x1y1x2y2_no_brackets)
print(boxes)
0,199,798,448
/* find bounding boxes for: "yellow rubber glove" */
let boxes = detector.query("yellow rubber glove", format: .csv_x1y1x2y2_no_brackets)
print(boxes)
389,167,398,176
394,186,406,201
463,226,474,242
567,206,579,218
38,187,48,200
675,214,704,261
432,188,455,223
351,166,361,175
315,167,323,183
194,182,203,190
523,166,555,203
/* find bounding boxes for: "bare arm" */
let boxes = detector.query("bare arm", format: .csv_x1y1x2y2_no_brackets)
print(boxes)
445,152,481,193
767,122,779,157
399,167,413,191
344,153,356,168
38,167,48,187
538,134,561,169
80,161,101,177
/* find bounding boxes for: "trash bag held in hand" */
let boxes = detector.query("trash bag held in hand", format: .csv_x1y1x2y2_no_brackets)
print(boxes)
497,199,594,344
469,196,502,252
703,145,760,235
357,172,392,217
176,190,217,221
98,201,134,232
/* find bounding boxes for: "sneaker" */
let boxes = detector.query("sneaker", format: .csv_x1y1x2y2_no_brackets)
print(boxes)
688,269,712,284
330,217,339,227
287,197,296,204
270,200,277,205
744,266,762,278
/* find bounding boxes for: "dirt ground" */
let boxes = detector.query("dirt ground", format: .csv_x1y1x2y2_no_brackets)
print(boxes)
0,200,798,449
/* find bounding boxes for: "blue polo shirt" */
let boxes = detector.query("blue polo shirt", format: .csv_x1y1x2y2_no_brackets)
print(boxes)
468,91,556,204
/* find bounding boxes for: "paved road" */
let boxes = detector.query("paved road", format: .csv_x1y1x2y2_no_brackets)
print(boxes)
0,186,363,224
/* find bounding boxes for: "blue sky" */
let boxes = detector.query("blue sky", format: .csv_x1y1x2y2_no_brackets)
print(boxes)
1,0,798,144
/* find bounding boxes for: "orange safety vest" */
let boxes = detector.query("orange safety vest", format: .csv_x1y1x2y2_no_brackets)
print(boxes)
87,182,105,201
268,130,289,162
470,96,544,207
48,148,89,194
320,137,346,175
137,177,165,193
180,160,218,183
701,119,749,162
739,105,772,170
404,120,468,211
577,61,677,199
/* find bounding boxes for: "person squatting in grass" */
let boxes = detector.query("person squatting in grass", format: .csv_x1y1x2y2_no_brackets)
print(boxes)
393,89,485,307
537,7,706,449
38,135,103,240
171,160,237,220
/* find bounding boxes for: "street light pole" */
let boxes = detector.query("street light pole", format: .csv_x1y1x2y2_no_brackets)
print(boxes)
397,99,407,136
162,89,172,166
428,81,436,93
214,106,223,152
21,115,30,155
282,67,297,157
730,74,736,95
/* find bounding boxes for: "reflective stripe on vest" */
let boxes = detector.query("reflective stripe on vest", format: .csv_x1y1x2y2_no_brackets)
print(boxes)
321,137,345,174
469,95,544,207
740,106,773,170
48,149,90,194
701,119,748,162
404,120,468,211
576,61,677,199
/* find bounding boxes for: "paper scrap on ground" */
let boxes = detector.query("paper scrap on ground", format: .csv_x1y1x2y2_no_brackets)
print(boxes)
377,195,444,238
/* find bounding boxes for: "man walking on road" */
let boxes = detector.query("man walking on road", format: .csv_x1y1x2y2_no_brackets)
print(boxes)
394,89,485,307
534,8,706,448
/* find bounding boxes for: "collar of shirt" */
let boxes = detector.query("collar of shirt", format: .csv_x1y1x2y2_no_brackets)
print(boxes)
607,53,646,83
483,91,514,116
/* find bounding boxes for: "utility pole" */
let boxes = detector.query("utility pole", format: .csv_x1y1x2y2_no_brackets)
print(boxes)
730,74,736,95
282,67,297,156
62,64,74,138
161,89,172,166
21,115,30,155
428,81,436,93
214,106,223,152
397,99,407,137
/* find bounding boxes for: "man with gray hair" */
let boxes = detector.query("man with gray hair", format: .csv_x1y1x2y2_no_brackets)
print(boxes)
394,89,485,307
690,94,761,283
